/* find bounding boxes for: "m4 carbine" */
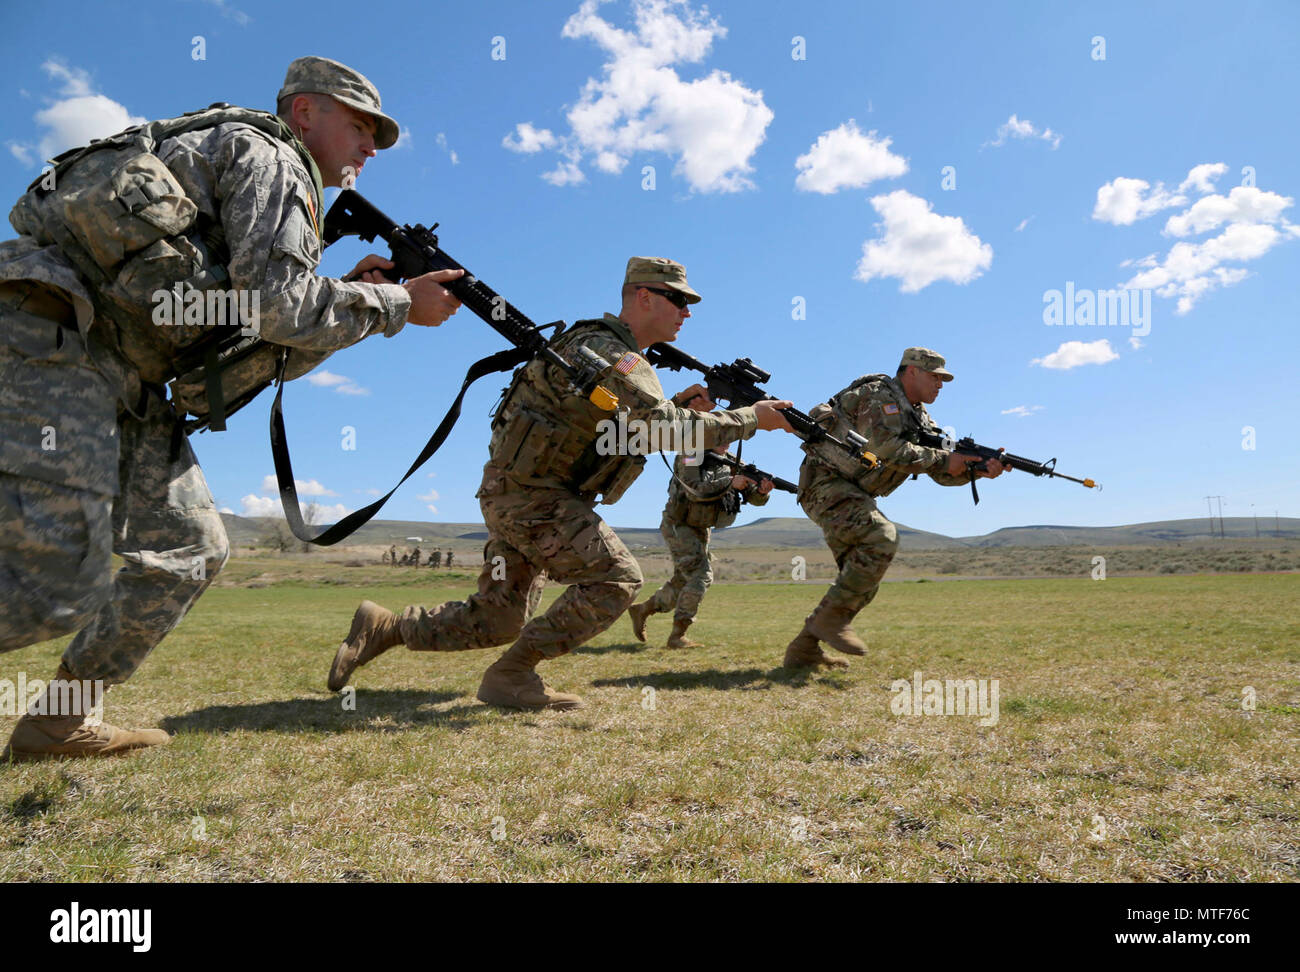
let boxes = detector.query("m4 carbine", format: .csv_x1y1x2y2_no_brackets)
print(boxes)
323,189,618,411
643,344,878,473
711,452,797,494
913,427,1098,505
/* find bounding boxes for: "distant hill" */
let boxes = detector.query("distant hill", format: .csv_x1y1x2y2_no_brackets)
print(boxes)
221,513,1297,551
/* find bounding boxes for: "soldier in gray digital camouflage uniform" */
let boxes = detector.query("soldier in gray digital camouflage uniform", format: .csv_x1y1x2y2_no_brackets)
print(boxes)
628,438,773,648
0,56,465,760
328,257,795,710
785,348,1006,669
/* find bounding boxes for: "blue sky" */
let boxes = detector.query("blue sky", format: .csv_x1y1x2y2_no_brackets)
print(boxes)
3,0,1297,538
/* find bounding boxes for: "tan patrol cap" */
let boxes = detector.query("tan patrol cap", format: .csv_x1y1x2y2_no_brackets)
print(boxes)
900,347,954,381
625,256,702,304
278,56,400,150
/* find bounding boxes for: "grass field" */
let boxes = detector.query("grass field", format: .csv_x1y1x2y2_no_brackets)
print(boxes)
1,562,1297,882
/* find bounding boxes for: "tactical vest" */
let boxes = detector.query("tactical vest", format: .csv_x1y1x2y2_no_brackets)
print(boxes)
665,453,741,529
801,373,893,490
489,319,651,503
8,103,324,429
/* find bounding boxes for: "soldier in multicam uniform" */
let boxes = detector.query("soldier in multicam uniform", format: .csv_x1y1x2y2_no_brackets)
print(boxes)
0,57,465,760
328,257,795,710
430,549,442,569
389,544,398,567
410,546,421,568
627,436,773,648
444,549,454,570
784,348,1005,669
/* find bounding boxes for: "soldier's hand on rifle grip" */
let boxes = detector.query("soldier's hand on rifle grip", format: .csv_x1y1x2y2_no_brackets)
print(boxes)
674,384,715,411
947,451,984,477
731,475,755,490
757,478,775,495
346,253,398,284
979,456,1007,479
754,400,795,433
404,268,465,327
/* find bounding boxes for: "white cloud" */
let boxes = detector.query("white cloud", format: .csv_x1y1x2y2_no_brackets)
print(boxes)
1092,177,1186,225
434,132,459,165
1128,336,1143,350
417,490,440,503
1163,186,1294,238
1122,220,1297,314
306,370,370,396
1178,162,1228,195
360,488,383,497
1030,339,1119,370
240,494,281,518
508,0,773,193
393,126,413,150
854,190,993,293
259,475,338,497
9,60,146,165
987,114,1061,150
218,506,235,515
425,505,439,515
793,120,907,194
201,0,251,25
1014,216,1033,232
1001,405,1044,418
240,493,348,521
502,122,558,154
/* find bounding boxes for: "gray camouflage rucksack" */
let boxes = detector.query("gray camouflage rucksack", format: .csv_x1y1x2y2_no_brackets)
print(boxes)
8,103,322,430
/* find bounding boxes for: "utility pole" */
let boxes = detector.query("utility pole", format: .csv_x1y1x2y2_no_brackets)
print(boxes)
1204,495,1226,538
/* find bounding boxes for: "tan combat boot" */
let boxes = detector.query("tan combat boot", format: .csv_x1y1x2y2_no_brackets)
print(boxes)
666,618,703,649
1,665,170,762
627,601,655,643
807,605,867,656
782,625,849,669
328,600,404,691
476,643,582,711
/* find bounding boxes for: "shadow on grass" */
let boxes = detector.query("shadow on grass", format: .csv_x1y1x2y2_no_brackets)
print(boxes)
571,640,654,656
590,665,847,692
160,689,481,735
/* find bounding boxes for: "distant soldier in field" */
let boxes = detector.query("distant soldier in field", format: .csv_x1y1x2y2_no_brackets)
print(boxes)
327,256,794,709
389,544,398,568
628,435,773,648
430,549,442,569
785,348,1005,669
411,545,421,568
444,549,454,570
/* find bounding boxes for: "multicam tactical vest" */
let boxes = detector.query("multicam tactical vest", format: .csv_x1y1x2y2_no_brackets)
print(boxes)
664,452,742,529
8,104,323,427
488,319,655,503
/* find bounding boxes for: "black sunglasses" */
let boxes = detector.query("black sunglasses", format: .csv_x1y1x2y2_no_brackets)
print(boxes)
641,286,690,309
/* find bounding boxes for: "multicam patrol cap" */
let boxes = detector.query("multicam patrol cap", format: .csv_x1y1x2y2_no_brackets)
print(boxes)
278,56,400,150
899,347,954,381
625,256,702,304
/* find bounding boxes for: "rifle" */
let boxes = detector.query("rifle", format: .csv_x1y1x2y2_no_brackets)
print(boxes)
323,189,618,411
271,190,620,545
913,427,1099,505
711,452,797,494
643,344,879,473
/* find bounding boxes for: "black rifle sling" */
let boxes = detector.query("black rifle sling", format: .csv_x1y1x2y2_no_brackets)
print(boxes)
271,345,532,545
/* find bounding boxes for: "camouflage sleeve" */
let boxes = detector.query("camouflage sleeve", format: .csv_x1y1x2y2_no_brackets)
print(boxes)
855,386,948,475
213,130,411,350
743,484,770,507
584,340,758,452
927,465,972,486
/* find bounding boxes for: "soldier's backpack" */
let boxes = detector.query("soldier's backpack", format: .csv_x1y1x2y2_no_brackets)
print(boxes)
8,103,322,430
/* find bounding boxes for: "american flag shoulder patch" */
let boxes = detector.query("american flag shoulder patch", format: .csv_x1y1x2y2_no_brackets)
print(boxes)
614,352,641,375
883,403,900,415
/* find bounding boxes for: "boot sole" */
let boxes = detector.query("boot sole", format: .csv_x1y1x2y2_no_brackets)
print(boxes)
475,689,582,711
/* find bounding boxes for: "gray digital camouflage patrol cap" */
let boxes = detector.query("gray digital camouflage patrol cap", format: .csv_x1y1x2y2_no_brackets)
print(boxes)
278,56,400,150
900,347,954,381
625,256,702,304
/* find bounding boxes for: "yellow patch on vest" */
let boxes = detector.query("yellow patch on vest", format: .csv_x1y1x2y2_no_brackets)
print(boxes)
614,352,640,375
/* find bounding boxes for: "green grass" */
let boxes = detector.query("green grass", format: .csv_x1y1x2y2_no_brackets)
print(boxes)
1,564,1297,881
